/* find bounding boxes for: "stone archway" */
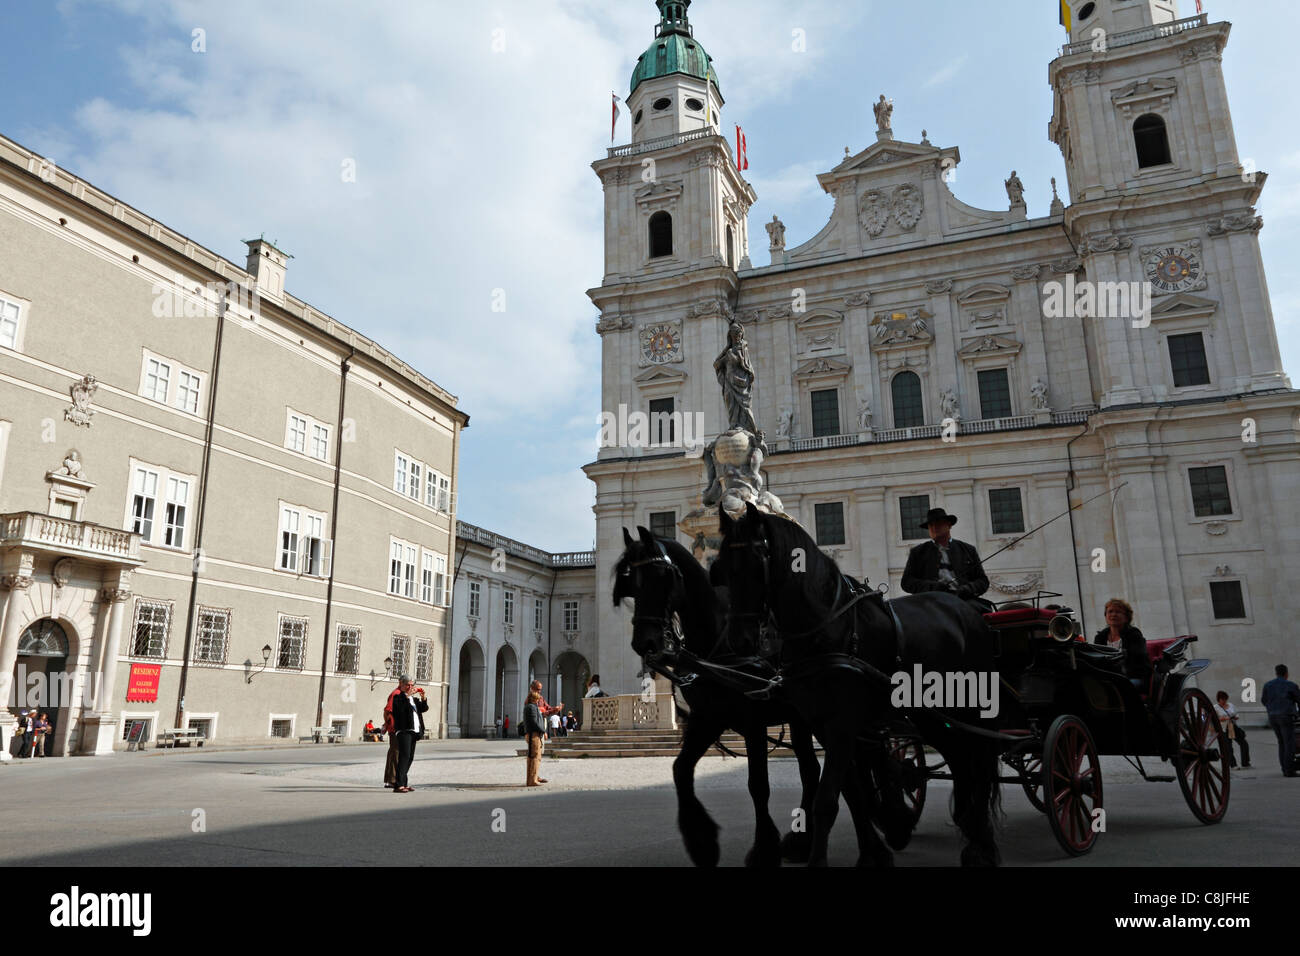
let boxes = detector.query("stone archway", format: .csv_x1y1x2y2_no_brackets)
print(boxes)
13,617,79,757
554,651,591,725
527,648,547,692
456,639,486,737
493,644,520,733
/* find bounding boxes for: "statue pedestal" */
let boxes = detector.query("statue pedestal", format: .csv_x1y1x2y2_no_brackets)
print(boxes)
679,505,722,567
1033,408,1052,426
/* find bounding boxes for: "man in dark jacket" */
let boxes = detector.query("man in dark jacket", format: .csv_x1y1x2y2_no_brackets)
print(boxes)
1261,664,1300,777
902,508,989,602
524,691,549,787
389,676,429,793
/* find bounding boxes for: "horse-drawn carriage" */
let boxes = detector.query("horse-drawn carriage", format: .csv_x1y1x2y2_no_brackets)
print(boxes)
617,505,1231,866
886,592,1230,857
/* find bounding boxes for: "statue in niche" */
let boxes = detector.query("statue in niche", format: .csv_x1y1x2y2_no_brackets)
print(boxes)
940,387,961,422
776,406,793,439
1030,378,1050,411
857,398,873,430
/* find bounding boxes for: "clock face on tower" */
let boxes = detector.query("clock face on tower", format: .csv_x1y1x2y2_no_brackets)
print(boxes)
639,321,682,365
1144,243,1204,295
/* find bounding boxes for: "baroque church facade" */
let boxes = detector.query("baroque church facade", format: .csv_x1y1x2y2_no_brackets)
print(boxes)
584,0,1298,713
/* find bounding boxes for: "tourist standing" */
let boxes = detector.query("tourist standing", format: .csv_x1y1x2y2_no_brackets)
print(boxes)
383,685,401,788
1214,691,1250,769
389,675,428,793
524,689,548,787
1261,664,1300,777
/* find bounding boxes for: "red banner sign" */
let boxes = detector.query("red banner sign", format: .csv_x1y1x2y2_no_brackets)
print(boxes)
126,663,161,703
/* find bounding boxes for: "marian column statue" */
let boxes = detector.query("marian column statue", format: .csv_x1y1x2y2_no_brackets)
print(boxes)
714,321,758,435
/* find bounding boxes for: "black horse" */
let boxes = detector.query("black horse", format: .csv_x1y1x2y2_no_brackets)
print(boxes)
711,502,1004,867
613,526,822,866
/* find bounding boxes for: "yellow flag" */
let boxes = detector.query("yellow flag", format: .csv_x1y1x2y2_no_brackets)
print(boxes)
1060,0,1072,31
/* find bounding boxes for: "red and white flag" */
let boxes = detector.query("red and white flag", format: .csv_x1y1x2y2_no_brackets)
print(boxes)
735,125,748,170
1196,0,1204,13
611,92,621,142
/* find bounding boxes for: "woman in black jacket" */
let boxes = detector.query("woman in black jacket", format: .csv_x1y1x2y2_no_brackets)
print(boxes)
1093,598,1151,690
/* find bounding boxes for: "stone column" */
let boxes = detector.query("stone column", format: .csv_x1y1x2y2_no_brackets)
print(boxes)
0,571,34,744
80,585,130,755
854,487,889,588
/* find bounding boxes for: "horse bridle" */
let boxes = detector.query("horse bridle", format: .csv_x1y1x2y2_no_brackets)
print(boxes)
622,541,686,660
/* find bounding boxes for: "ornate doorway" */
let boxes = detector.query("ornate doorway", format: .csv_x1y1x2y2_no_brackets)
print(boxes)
14,619,70,756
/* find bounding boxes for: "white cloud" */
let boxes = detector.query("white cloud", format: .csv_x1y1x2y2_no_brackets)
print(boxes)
921,54,969,89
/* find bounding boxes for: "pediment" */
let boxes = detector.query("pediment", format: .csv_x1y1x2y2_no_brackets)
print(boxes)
635,365,687,385
835,139,952,173
794,310,844,330
1111,77,1177,103
958,333,1021,357
793,356,852,378
957,283,1012,305
634,180,683,207
1150,293,1218,321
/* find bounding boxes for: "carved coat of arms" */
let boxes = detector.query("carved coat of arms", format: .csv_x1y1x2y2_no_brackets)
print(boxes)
892,183,923,231
65,374,99,427
859,190,890,237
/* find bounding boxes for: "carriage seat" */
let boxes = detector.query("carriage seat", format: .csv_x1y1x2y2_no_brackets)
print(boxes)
982,608,1058,627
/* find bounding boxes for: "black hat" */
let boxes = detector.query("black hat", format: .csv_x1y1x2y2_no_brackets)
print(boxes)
920,507,958,529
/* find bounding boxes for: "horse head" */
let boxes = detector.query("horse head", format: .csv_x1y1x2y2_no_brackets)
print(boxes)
614,525,693,666
711,501,779,653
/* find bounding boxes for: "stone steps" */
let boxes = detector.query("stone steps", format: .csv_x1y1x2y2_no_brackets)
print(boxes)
516,725,802,759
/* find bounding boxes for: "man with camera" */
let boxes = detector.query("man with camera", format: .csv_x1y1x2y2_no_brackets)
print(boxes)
389,675,429,793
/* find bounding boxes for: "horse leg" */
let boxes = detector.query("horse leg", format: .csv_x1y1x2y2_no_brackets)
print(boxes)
807,730,854,867
741,726,782,868
781,717,818,863
843,752,894,867
674,711,725,867
938,735,1002,868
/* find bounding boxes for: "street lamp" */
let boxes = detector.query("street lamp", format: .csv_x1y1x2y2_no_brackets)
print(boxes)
246,644,272,684
370,656,394,690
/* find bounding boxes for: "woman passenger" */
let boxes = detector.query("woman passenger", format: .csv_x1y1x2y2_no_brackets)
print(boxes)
1093,598,1151,691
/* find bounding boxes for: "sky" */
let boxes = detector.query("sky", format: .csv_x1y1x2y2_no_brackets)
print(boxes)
3,0,1297,552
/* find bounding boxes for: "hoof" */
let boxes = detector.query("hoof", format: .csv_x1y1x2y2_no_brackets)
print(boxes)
681,815,721,868
780,830,812,864
857,850,895,868
960,843,1002,867
744,844,782,868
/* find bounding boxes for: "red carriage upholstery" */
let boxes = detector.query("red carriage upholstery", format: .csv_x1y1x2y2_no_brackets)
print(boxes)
1145,636,1191,664
983,608,1058,627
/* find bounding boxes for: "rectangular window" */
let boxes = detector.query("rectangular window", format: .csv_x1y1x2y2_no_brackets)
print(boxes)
563,600,579,632
534,597,544,631
122,719,153,742
649,511,676,541
434,554,448,606
1169,333,1211,387
437,475,451,513
900,494,931,541
131,600,171,658
810,389,841,438
335,624,361,674
270,719,292,739
504,589,515,625
194,607,229,664
280,507,301,572
144,358,171,403
277,616,308,670
425,469,439,508
394,453,408,495
287,414,308,454
988,488,1026,535
814,502,846,546
977,369,1012,420
301,512,326,577
187,718,211,739
649,397,675,446
409,460,421,501
175,370,201,414
469,581,481,618
131,468,158,541
404,544,417,599
0,297,19,349
1210,581,1246,620
1189,466,1232,517
416,640,433,682
391,635,410,676
163,476,189,548
421,551,435,604
311,424,330,461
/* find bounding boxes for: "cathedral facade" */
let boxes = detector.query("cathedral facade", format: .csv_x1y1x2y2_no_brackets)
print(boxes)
585,0,1298,714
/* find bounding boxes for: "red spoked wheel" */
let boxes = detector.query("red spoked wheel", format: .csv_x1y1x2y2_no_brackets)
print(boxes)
1042,715,1103,857
1020,754,1047,813
1173,688,1230,824
887,735,928,827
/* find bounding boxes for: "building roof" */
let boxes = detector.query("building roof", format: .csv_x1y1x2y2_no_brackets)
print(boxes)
629,0,720,97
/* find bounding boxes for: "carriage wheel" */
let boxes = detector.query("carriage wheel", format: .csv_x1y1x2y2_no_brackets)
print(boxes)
1042,715,1103,857
1020,754,1047,813
887,735,928,827
1173,688,1230,825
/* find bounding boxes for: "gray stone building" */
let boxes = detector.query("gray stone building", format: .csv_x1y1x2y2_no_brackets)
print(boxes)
0,133,467,752
585,0,1298,715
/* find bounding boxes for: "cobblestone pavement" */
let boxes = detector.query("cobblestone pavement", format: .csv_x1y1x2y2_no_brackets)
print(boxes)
1,739,1294,866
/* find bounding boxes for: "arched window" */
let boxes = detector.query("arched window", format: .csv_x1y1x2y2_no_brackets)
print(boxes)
726,224,735,269
891,371,924,428
1134,114,1171,169
649,211,673,259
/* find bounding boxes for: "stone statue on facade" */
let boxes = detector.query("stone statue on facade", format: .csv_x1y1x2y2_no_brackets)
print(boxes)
1030,378,1050,411
857,398,873,430
873,94,893,133
940,387,961,422
714,321,758,435
776,405,793,439
57,449,83,478
765,215,786,252
65,374,98,427
1005,170,1025,206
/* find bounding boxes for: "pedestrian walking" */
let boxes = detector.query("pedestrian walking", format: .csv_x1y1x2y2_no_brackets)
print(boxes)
502,714,510,738
524,689,548,787
32,712,51,757
1214,691,1250,769
383,686,401,788
389,675,428,793
1261,664,1300,777
495,716,503,739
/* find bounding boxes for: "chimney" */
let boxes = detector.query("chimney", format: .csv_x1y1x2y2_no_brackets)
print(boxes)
243,237,291,302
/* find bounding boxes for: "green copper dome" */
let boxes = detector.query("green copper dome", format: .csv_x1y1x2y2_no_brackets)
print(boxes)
629,0,721,98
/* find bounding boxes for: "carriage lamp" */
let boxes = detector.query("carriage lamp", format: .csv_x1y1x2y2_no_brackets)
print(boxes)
246,644,273,684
